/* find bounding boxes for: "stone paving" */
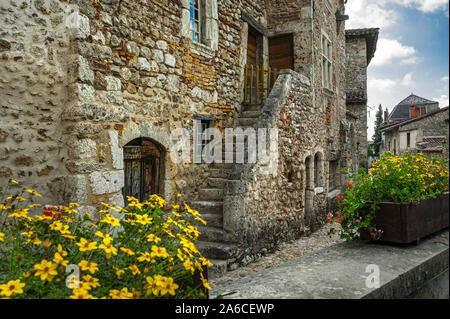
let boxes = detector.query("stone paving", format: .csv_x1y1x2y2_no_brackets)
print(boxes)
209,222,344,289
209,228,449,299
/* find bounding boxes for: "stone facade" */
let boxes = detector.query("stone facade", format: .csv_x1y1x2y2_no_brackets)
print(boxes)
0,0,377,270
381,107,449,159
345,28,379,172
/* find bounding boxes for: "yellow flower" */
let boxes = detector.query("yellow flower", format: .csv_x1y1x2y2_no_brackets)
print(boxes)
109,288,133,299
194,216,207,226
56,244,68,257
53,252,69,267
0,279,26,297
200,272,211,290
115,268,125,278
0,232,4,242
120,247,135,256
99,238,118,259
95,231,112,241
8,177,18,184
145,276,160,296
100,214,121,227
76,238,98,252
70,288,94,299
78,260,99,274
147,234,161,244
129,265,141,276
42,240,52,249
32,237,42,245
157,276,179,296
150,246,169,258
33,260,58,282
135,214,152,225
137,252,151,263
82,275,100,289
25,189,42,197
22,272,30,279
132,288,141,299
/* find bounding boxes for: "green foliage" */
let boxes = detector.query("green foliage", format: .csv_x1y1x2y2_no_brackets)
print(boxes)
328,152,449,241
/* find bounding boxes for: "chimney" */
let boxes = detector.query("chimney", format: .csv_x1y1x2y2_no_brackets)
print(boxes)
384,107,389,124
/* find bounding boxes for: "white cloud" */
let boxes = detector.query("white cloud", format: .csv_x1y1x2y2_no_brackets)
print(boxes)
371,38,420,66
441,75,450,82
385,0,449,13
346,0,398,29
400,72,415,86
433,94,450,107
368,77,398,91
346,0,449,31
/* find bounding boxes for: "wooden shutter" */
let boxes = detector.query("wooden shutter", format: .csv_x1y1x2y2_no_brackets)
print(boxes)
269,34,294,70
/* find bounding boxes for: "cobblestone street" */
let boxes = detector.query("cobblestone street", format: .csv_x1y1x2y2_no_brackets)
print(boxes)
210,223,344,289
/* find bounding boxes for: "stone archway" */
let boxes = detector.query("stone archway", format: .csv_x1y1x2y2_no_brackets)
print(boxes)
123,137,166,203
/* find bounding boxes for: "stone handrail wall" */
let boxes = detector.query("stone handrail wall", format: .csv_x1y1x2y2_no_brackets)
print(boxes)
223,69,314,261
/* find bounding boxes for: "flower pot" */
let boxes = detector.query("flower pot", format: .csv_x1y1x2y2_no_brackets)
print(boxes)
360,192,449,244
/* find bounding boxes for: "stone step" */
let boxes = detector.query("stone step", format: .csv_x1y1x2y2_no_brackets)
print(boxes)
211,162,234,170
241,110,262,118
199,188,223,200
196,241,237,260
205,177,228,189
207,259,228,279
238,117,258,127
243,104,263,111
209,168,231,179
190,201,223,215
192,213,223,228
198,225,224,242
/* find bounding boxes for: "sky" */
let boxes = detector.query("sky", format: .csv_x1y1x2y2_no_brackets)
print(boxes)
345,0,449,140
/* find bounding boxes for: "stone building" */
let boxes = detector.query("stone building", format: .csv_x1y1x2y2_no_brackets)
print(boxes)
0,0,377,274
345,28,379,172
381,105,449,159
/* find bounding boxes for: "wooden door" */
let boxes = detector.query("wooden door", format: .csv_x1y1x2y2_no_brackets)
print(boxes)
123,139,162,203
269,34,294,71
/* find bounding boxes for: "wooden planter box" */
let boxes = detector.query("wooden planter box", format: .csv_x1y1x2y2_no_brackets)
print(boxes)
360,192,449,244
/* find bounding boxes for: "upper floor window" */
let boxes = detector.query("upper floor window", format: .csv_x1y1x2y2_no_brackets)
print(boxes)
190,0,202,43
321,32,332,90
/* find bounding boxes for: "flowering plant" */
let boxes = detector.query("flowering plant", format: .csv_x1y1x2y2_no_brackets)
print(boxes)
0,179,212,299
328,152,449,241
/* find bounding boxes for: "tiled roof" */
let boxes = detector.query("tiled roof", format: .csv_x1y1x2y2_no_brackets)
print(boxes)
388,94,439,122
417,136,447,151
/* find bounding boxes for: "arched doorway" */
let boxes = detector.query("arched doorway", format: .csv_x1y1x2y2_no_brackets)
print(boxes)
123,138,165,203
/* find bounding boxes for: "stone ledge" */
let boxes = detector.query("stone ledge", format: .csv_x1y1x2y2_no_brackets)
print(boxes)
210,229,449,299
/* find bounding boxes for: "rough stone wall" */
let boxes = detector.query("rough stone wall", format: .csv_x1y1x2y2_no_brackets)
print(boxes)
224,70,330,262
345,36,368,171
0,0,72,205
1,0,270,211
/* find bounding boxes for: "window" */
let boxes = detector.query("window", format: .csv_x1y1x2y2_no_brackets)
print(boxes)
393,139,397,154
314,152,323,187
329,160,338,190
194,118,214,163
407,133,411,148
190,0,202,43
321,32,332,90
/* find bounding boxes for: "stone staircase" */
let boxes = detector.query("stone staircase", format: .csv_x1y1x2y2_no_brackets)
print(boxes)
190,105,262,278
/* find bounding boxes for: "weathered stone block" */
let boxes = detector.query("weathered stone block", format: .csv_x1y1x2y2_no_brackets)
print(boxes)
90,170,124,195
70,139,97,159
109,131,124,170
64,174,87,204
